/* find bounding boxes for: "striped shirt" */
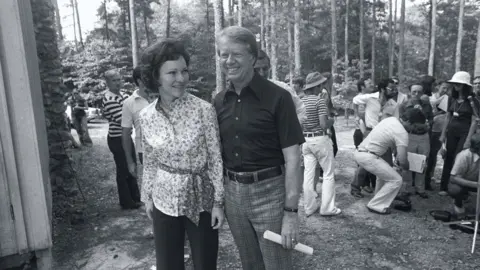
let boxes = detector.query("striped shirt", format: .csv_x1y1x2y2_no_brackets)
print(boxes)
301,94,328,132
102,90,125,137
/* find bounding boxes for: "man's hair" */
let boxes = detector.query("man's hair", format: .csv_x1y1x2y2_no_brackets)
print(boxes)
257,49,270,65
132,66,142,86
140,38,190,90
376,78,395,92
408,83,423,91
292,75,305,87
470,133,480,153
357,78,366,93
216,26,258,60
104,69,119,81
401,106,426,124
474,76,480,82
420,75,435,96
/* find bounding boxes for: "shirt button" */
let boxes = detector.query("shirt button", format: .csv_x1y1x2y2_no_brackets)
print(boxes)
235,135,239,139
235,153,239,157
235,117,239,120
237,99,241,103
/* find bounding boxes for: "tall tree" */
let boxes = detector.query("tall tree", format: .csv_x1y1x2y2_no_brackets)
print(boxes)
228,0,234,26
294,0,301,75
238,0,243,26
455,0,465,72
475,17,480,77
359,0,364,78
260,0,265,49
393,0,397,74
70,0,78,49
288,17,293,85
214,0,225,93
388,0,393,77
265,0,271,57
398,0,405,83
74,0,83,48
428,0,437,76
166,0,171,37
270,0,278,80
129,0,138,66
52,0,63,40
331,0,338,79
344,0,349,81
371,0,376,85
205,0,210,30
101,0,110,41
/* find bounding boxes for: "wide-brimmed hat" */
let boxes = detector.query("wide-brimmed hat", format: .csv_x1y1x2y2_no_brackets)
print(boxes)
304,72,327,90
448,71,472,86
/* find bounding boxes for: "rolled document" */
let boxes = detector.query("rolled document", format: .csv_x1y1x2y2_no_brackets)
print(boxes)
263,230,314,255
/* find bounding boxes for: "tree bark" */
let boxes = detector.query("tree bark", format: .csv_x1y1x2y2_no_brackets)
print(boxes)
270,0,277,80
372,0,376,85
70,0,78,49
398,0,405,83
260,0,265,49
455,0,465,72
228,0,234,26
104,0,109,41
294,0,301,75
428,0,436,76
129,0,138,66
143,12,150,45
205,0,210,30
359,0,364,78
265,0,270,57
74,0,83,48
166,0,171,37
238,0,243,26
344,0,349,81
52,0,63,40
331,0,337,79
214,0,225,93
474,17,480,77
288,19,293,85
388,0,393,77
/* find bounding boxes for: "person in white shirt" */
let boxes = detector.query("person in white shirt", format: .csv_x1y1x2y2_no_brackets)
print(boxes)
122,67,151,177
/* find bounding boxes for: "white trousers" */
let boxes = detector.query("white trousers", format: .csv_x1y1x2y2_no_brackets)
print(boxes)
302,135,336,215
354,151,403,212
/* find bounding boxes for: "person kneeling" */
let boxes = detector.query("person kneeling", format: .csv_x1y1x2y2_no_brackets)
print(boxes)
353,108,426,214
448,133,480,217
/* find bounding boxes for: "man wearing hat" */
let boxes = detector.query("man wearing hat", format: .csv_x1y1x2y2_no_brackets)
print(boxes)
300,72,341,217
448,133,480,216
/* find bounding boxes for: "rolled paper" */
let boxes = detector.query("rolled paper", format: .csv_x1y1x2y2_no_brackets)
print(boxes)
263,230,314,255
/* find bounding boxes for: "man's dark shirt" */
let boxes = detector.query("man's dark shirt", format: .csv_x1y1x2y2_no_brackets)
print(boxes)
214,73,305,172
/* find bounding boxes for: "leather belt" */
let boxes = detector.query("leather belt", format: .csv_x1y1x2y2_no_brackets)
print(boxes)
225,166,283,184
303,131,327,138
357,149,380,157
410,130,429,135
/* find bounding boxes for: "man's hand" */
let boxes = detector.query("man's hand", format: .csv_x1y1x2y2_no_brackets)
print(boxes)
211,206,225,230
464,140,471,149
145,199,154,220
281,211,299,250
128,162,137,178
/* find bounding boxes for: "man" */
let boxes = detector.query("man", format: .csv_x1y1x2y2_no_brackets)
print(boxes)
214,26,305,270
122,67,150,179
70,89,93,146
398,83,433,199
254,49,307,125
301,72,341,217
380,78,409,120
474,76,480,96
350,78,382,198
448,133,480,216
102,70,141,210
292,75,305,99
353,107,428,214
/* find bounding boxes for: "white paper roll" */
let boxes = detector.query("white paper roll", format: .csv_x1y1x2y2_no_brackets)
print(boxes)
263,230,314,255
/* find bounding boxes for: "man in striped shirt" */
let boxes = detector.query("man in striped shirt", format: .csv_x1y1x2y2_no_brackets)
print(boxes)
102,70,141,210
300,72,341,217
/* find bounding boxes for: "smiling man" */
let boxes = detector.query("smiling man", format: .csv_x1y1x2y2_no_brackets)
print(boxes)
213,26,305,270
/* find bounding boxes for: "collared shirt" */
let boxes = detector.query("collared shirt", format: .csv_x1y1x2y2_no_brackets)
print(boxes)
398,98,434,124
301,94,328,132
121,90,150,153
270,80,307,125
352,92,381,128
214,73,305,172
139,94,224,225
359,117,409,156
451,149,480,182
102,90,125,137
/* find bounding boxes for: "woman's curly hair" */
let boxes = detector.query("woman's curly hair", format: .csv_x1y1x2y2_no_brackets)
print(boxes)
139,38,190,90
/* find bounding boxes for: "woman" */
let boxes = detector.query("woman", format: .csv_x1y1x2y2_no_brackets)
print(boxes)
139,38,225,269
439,71,478,196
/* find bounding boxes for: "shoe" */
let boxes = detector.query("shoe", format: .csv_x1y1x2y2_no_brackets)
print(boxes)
121,201,143,210
305,205,320,218
362,186,374,193
438,191,448,196
320,208,342,216
393,202,412,212
367,206,391,215
351,190,364,198
416,192,429,199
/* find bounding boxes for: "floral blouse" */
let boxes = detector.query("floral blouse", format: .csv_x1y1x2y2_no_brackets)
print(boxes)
139,93,224,226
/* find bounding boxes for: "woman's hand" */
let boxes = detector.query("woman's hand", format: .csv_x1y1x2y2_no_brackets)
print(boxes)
211,206,225,230
146,199,154,220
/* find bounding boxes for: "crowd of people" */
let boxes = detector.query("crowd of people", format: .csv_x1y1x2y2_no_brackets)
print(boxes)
68,25,480,269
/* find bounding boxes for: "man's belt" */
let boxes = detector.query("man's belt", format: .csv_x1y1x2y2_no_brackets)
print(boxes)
303,131,327,137
357,149,380,157
410,130,429,135
225,166,283,184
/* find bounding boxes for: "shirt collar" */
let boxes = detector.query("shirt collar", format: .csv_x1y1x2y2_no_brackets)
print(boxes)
132,89,148,100
226,72,263,100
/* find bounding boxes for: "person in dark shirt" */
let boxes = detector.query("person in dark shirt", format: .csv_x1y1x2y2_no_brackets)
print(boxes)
213,26,305,270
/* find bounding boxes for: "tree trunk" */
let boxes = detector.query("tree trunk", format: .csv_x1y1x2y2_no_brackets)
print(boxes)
474,17,480,77
129,0,138,66
294,0,301,75
238,0,243,26
288,19,293,85
393,0,397,70
70,0,78,49
359,0,364,78
104,0,109,41
53,0,63,40
205,0,210,30
143,12,150,45
228,0,234,26
260,0,265,49
214,0,225,93
455,0,465,72
371,0,376,85
166,0,171,37
271,0,277,80
344,0,349,81
265,0,270,57
331,0,337,79
388,0,393,77
398,0,405,83
428,0,436,76
74,0,83,48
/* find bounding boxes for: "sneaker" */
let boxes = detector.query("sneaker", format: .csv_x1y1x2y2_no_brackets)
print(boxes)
362,186,374,193
350,190,364,198
438,191,448,196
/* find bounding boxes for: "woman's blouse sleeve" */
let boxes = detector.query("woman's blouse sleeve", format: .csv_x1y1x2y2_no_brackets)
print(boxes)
203,104,225,207
141,139,154,203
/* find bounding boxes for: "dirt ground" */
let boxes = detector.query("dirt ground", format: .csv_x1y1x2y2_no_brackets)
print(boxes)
52,117,480,270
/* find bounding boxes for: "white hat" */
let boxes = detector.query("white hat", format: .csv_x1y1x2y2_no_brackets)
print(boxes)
448,71,472,86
